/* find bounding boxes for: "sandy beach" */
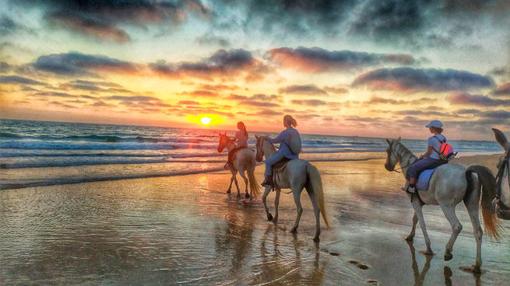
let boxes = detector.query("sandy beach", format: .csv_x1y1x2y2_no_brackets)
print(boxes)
1,154,509,285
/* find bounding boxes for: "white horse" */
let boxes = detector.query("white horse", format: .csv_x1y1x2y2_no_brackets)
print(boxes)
384,138,500,273
255,135,329,242
492,128,510,220
217,133,260,199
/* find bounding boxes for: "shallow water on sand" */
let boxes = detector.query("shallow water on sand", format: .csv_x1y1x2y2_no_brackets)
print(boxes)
1,160,509,285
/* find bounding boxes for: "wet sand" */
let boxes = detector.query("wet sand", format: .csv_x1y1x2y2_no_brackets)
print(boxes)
1,155,509,285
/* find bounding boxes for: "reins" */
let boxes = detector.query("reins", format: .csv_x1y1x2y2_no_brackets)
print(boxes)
388,142,416,175
495,151,510,200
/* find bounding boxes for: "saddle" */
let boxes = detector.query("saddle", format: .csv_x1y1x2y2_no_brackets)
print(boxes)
271,157,291,189
227,146,247,163
224,147,248,170
416,169,436,191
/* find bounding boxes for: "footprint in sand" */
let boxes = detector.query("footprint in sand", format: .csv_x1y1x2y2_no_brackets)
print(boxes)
349,260,370,270
367,279,378,285
328,251,340,256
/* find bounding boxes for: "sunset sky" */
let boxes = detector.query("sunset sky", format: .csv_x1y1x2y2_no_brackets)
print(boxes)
0,0,509,140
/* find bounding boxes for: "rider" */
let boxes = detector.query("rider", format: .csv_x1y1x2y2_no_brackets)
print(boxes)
405,120,448,194
261,115,302,187
225,121,249,169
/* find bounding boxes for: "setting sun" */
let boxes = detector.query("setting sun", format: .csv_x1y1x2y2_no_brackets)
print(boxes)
200,117,212,125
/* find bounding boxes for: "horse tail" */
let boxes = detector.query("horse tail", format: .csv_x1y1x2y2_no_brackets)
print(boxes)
307,164,330,228
248,169,260,198
466,165,501,240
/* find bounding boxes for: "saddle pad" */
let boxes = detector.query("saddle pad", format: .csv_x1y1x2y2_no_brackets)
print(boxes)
417,168,436,191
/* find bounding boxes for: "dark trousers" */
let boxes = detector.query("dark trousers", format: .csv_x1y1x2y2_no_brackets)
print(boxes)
406,158,445,180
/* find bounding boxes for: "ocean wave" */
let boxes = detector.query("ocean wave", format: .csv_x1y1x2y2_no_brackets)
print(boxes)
0,166,227,190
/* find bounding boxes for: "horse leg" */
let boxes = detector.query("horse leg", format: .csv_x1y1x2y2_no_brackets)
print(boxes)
273,189,281,224
464,184,483,273
412,197,434,255
406,212,418,241
226,175,234,194
307,189,321,242
262,186,273,221
239,169,249,199
440,204,462,261
290,189,303,234
232,170,241,198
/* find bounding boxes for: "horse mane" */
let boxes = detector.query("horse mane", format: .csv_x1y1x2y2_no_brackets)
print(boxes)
394,141,418,166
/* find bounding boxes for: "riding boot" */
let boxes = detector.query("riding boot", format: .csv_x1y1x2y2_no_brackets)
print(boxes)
261,175,273,187
401,182,416,194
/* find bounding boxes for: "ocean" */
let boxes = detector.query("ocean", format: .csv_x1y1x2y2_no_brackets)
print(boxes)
0,119,502,190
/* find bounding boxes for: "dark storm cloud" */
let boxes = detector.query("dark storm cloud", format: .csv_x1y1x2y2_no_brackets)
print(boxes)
238,0,356,35
268,47,416,72
350,0,428,41
226,94,280,108
291,99,328,106
32,52,138,76
278,84,328,96
59,80,131,93
0,75,44,85
48,12,131,43
352,67,494,92
492,83,510,96
479,110,510,120
0,16,22,36
196,34,230,47
447,92,510,106
150,49,266,79
33,91,77,98
10,0,211,42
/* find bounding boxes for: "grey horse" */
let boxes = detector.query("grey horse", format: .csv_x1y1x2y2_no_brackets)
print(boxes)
492,128,510,220
255,135,329,242
385,138,500,273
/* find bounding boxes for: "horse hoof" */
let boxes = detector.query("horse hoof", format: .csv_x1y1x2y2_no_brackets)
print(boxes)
473,265,482,274
245,193,250,199
272,218,278,225
405,235,414,242
313,237,320,243
226,190,231,194
290,227,297,234
444,252,453,261
267,213,273,221
460,265,482,274
420,250,434,256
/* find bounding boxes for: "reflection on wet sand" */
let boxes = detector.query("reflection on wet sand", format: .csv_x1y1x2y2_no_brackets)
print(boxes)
0,159,509,285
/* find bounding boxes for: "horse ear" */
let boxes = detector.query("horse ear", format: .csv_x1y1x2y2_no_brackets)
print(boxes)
385,138,391,144
492,128,510,151
255,135,259,139
397,137,401,142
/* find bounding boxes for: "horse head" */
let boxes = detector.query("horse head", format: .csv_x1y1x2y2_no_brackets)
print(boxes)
492,128,510,219
217,132,229,153
255,135,264,162
384,137,401,171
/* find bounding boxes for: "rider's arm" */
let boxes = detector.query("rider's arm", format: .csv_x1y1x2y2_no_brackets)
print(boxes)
269,130,287,144
422,146,433,158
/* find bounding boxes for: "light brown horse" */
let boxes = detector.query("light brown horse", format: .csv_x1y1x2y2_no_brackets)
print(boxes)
217,133,260,199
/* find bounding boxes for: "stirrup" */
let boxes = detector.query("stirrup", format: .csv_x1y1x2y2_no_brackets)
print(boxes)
261,176,273,187
405,185,416,194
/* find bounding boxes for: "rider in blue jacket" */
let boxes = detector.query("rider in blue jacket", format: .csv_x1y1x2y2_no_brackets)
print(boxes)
261,115,302,187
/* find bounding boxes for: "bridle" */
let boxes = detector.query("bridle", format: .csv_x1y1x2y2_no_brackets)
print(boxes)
386,142,413,174
255,136,276,162
494,151,510,219
218,133,235,153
